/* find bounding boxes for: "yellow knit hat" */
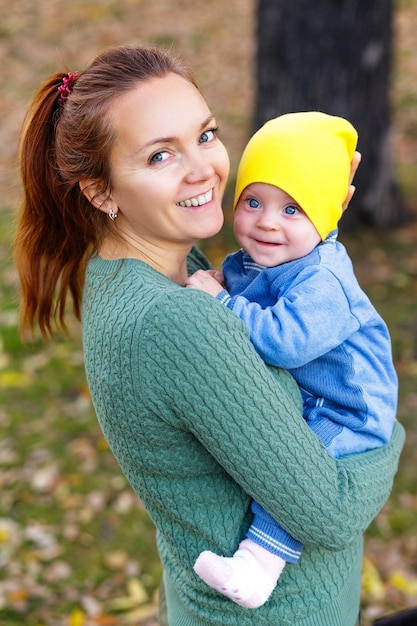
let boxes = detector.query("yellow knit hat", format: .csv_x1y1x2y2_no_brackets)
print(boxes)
233,112,358,240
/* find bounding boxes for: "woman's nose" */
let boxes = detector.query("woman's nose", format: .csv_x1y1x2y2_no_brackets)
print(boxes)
184,152,214,182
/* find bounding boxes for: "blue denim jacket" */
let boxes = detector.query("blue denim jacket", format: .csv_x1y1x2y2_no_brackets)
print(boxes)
217,233,398,458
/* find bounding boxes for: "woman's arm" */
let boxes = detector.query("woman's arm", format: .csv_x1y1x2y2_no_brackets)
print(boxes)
140,288,404,550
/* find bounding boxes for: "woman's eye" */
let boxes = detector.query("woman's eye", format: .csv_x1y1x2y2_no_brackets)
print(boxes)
199,128,217,144
150,150,169,163
248,198,261,209
283,205,299,215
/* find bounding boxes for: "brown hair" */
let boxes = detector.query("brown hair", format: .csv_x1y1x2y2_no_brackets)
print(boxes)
14,45,196,338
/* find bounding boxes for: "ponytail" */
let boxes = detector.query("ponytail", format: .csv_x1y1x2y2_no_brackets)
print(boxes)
15,74,84,337
14,73,103,338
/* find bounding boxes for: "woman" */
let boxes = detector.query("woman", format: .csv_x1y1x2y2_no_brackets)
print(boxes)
14,45,404,625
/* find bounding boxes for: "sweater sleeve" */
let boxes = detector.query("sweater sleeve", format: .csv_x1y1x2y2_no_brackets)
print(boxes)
139,288,404,550
226,267,361,368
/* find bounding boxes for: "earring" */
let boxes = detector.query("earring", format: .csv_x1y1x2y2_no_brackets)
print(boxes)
108,208,118,221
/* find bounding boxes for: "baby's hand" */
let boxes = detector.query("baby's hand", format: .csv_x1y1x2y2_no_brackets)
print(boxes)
185,269,224,297
343,151,361,212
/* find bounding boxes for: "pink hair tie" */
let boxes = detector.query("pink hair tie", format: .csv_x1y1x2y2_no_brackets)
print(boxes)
57,71,79,106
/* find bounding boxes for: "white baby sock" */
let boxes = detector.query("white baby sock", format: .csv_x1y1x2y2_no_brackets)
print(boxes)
194,538,286,609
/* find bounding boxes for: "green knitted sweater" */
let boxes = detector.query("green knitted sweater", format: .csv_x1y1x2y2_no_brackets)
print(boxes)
82,248,404,626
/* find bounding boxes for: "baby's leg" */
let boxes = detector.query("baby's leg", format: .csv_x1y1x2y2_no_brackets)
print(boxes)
194,538,286,609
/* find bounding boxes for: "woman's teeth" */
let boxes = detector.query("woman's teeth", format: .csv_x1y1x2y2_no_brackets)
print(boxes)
177,189,213,207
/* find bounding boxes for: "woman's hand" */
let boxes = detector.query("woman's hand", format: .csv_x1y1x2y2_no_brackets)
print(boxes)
343,150,361,212
185,269,225,297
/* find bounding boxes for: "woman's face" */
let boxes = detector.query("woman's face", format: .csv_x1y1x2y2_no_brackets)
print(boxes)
105,73,230,253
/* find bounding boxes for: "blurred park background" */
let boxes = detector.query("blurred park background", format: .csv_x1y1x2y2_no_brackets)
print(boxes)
0,1,417,624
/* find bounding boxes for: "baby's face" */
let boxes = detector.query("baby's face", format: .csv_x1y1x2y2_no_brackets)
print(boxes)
233,183,321,267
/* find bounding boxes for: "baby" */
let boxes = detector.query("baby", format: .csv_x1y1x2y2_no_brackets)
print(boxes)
186,112,398,609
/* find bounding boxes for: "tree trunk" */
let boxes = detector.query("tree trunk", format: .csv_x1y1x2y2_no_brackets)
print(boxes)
255,0,409,230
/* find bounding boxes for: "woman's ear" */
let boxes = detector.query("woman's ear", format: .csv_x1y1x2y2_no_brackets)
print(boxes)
79,179,116,215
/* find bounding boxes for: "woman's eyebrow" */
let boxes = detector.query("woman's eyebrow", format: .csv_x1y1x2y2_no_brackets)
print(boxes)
140,115,216,150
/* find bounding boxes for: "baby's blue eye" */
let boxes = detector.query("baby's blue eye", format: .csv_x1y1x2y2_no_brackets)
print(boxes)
283,205,299,215
248,198,261,209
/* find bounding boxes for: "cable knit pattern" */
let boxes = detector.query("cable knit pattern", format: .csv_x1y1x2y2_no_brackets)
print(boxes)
82,249,405,626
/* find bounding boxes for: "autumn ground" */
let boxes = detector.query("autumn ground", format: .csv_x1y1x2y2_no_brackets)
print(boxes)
0,1,417,625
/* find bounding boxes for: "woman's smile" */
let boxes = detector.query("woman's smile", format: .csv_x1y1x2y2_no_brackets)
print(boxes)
176,188,213,207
